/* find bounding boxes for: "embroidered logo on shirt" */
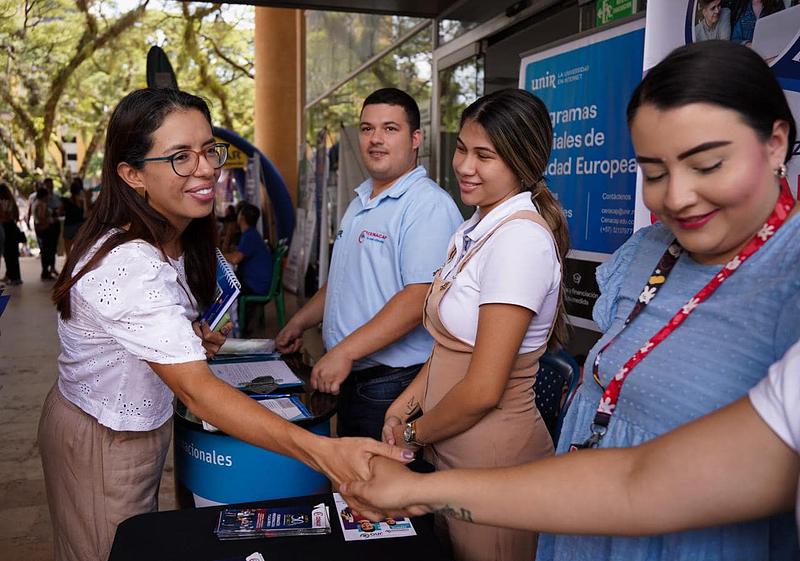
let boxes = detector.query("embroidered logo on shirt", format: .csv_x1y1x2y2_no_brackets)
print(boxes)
358,230,388,245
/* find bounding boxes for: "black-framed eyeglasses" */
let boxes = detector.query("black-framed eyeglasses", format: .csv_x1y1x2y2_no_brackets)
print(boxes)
139,143,229,177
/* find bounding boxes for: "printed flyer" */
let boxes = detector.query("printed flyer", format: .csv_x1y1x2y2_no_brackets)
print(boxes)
333,493,416,541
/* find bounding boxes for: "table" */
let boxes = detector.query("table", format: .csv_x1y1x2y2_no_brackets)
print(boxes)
174,354,339,507
109,493,451,561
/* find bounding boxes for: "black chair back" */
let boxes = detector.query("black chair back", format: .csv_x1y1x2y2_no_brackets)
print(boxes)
534,351,579,445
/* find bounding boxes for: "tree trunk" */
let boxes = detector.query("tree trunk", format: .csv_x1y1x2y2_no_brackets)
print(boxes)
34,1,148,169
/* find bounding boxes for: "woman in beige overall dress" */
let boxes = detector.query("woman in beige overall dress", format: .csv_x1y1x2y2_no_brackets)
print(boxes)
382,88,570,561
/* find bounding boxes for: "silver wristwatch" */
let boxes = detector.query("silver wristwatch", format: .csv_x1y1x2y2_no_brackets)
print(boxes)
403,421,423,446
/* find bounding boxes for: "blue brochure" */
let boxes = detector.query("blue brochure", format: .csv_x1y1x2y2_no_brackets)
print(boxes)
202,249,241,331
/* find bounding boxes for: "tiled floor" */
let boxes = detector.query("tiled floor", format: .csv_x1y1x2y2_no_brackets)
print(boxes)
0,255,322,561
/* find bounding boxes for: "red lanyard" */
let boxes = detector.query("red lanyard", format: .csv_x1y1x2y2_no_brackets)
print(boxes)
573,180,795,450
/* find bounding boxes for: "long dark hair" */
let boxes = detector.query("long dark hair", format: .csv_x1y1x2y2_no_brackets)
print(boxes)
460,88,571,349
53,89,218,318
627,40,796,163
0,183,19,222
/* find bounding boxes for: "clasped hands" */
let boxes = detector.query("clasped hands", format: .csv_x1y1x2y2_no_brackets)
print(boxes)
336,416,426,521
339,455,430,522
272,322,424,518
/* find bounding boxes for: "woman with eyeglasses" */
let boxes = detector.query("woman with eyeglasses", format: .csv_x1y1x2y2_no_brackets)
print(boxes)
694,0,731,41
42,88,413,561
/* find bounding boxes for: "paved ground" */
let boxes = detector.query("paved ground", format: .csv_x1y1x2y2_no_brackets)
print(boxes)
0,256,64,561
0,255,321,561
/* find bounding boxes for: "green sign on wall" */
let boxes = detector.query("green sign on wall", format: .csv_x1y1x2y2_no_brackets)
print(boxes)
596,0,635,26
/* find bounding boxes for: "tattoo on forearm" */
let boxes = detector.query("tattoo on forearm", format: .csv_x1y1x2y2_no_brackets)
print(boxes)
405,398,421,418
435,505,474,523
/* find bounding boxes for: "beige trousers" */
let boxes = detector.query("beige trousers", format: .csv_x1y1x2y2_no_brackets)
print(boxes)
38,384,172,561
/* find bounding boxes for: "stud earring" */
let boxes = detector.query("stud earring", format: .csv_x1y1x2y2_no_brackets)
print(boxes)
775,164,787,179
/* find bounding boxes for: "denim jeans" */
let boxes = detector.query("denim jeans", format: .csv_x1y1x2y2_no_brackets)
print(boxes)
336,363,422,441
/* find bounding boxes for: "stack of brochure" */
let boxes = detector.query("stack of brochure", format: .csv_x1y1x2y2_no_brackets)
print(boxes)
218,338,276,355
215,503,330,540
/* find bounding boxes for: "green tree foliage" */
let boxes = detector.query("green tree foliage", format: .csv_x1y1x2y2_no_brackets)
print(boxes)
0,0,254,191
305,11,432,144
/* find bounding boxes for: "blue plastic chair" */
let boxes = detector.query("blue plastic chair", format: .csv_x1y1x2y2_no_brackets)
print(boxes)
533,350,581,446
237,239,288,333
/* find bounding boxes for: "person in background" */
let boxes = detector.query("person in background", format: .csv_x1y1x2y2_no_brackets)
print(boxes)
219,203,240,253
275,88,462,444
380,88,569,561
42,88,413,561
32,187,57,281
730,0,784,44
0,183,22,285
28,178,61,279
42,177,62,277
223,203,273,293
694,0,731,40
223,202,273,336
61,177,88,256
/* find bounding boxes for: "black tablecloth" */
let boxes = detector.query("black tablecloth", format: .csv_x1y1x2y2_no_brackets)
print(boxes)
108,493,450,561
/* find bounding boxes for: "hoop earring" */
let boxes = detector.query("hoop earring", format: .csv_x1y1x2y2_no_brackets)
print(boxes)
775,164,787,179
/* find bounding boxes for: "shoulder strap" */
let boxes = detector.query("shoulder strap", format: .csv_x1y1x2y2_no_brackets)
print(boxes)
459,209,563,352
455,210,558,276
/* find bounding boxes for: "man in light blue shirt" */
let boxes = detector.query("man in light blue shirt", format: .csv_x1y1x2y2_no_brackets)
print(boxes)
277,88,462,442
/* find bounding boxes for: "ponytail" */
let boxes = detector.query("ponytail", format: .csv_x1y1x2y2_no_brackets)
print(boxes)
531,180,570,350
460,88,572,350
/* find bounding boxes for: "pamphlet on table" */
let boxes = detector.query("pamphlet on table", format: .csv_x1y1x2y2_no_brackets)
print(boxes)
202,395,312,431
333,493,416,541
208,358,303,388
214,503,330,540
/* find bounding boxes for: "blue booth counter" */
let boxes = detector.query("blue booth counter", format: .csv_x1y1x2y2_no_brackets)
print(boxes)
173,356,337,508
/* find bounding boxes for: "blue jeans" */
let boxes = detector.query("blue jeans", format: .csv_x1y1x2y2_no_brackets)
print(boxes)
336,364,422,441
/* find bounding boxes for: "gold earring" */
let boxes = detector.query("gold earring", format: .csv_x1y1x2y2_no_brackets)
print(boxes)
775,164,787,179
135,186,146,198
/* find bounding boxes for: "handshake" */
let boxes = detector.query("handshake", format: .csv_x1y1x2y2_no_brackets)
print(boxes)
340,453,433,523
334,415,432,522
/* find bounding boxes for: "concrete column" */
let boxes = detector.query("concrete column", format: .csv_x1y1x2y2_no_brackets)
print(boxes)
254,7,304,206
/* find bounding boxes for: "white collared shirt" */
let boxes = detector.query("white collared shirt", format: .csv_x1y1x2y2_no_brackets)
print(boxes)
438,192,561,352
